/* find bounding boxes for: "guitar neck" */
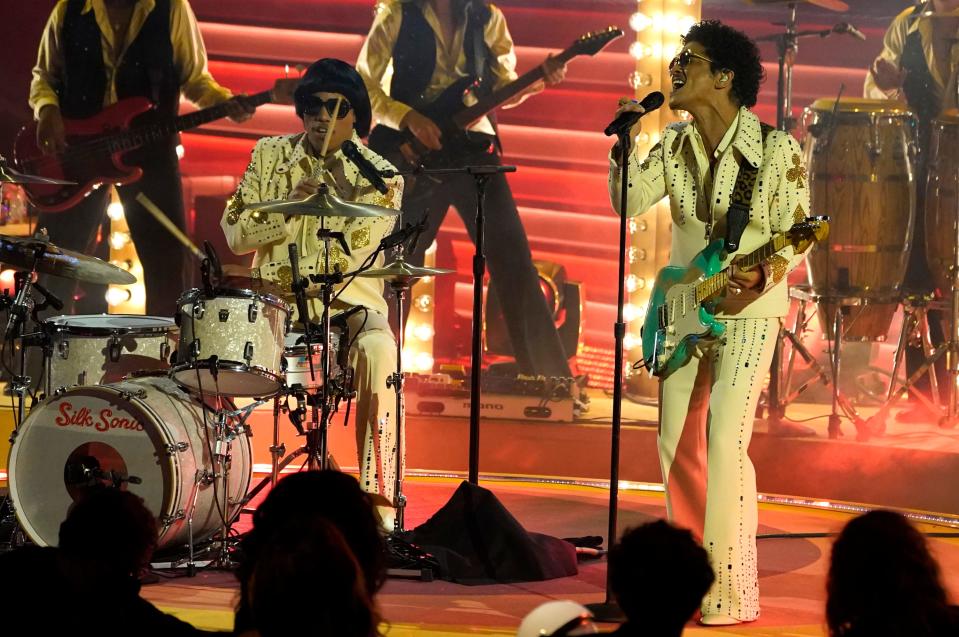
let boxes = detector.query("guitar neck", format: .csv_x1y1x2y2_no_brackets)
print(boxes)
694,235,789,303
451,47,578,128
109,89,272,152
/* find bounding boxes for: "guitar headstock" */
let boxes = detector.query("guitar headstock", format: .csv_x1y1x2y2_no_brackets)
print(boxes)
787,215,830,253
270,78,300,105
569,27,625,57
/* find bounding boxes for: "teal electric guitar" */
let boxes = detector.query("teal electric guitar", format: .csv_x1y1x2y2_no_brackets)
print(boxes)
640,217,829,378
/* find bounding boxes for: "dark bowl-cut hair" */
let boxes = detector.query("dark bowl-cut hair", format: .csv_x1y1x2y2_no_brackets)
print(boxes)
683,20,765,108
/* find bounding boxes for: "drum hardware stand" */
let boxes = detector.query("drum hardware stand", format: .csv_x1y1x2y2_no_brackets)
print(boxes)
863,294,947,435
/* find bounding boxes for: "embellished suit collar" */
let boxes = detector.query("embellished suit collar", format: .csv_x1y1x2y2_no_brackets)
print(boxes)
675,106,764,168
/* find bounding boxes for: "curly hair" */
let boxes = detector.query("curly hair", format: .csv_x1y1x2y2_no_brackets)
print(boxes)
683,20,765,108
827,510,954,637
609,520,715,630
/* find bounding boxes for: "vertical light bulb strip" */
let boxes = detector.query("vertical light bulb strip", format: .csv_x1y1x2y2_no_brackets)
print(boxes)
402,241,437,374
625,0,700,395
106,186,146,314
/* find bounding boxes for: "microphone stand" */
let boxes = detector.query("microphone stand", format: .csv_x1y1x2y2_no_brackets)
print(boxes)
408,164,516,485
584,130,632,623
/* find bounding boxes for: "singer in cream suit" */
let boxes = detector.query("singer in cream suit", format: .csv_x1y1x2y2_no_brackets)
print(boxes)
221,59,404,521
609,22,812,624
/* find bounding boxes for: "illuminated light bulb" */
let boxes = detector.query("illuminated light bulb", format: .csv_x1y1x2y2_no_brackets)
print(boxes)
175,144,185,160
628,42,653,60
625,274,639,293
628,219,638,234
105,287,132,306
629,11,652,32
414,351,434,372
0,269,15,293
413,294,432,312
107,201,124,220
109,259,133,271
413,324,434,341
636,248,648,261
635,277,647,290
109,231,130,250
628,71,653,89
628,247,638,264
624,332,640,350
623,303,639,322
638,219,649,232
635,131,651,145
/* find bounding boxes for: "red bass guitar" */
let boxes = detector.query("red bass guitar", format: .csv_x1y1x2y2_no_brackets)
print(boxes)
14,78,297,213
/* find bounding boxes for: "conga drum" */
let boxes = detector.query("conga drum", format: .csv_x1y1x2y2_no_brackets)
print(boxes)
803,98,917,340
925,113,959,296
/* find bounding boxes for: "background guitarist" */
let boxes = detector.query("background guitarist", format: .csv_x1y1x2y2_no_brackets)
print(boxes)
28,0,254,315
356,0,575,380
610,21,811,625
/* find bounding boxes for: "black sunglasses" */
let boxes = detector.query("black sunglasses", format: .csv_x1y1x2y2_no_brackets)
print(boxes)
668,49,715,71
303,98,353,119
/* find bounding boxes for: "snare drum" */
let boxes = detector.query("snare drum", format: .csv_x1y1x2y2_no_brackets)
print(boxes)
283,330,343,389
7,375,252,551
172,287,290,397
803,98,917,340
43,314,176,395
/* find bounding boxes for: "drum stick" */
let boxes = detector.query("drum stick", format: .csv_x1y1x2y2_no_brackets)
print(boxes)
134,192,206,262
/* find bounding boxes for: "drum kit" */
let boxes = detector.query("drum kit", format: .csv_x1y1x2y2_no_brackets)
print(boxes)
0,161,452,569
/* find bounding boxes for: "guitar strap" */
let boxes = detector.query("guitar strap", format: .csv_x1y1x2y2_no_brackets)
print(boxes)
464,0,502,150
725,122,775,252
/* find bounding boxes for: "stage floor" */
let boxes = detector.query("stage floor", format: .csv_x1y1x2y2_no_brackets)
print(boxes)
142,476,959,637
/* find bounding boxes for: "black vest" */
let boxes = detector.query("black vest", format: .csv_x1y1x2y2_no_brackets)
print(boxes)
901,5,941,161
60,0,178,120
390,1,493,109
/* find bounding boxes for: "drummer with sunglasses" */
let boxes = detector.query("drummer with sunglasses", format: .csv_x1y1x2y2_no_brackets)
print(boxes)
609,21,813,625
221,58,404,529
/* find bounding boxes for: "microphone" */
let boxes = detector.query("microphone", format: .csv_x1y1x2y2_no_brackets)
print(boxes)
378,219,426,251
604,91,665,137
835,22,866,41
341,140,389,195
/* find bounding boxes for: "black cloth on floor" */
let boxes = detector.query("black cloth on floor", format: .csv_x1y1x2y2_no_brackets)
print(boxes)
401,480,577,584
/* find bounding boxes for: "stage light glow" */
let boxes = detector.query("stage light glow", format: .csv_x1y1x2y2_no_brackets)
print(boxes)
626,274,639,293
624,332,640,350
629,42,653,60
634,131,651,145
413,294,432,312
629,11,652,32
105,287,132,306
413,351,434,372
629,71,653,89
624,303,639,322
176,144,185,159
0,269,15,294
109,231,131,250
107,201,125,220
413,324,434,341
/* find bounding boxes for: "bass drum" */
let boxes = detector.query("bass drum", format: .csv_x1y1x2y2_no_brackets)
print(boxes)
803,98,917,340
7,375,251,551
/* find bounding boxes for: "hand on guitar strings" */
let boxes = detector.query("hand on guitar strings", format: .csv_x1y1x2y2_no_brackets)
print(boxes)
224,94,257,123
37,105,67,155
541,53,568,86
401,110,443,151
727,258,764,295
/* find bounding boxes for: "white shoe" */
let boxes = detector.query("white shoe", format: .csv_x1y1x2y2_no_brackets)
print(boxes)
698,614,742,626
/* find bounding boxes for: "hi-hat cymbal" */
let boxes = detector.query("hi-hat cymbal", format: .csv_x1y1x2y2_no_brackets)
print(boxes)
744,0,849,11
0,159,75,186
355,259,453,282
0,234,136,284
246,189,399,219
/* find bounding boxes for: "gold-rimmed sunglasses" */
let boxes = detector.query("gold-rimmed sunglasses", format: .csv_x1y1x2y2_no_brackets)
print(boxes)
668,49,715,71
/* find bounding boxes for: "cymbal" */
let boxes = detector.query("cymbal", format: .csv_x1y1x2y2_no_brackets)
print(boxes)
245,189,399,218
0,160,75,186
744,0,848,11
0,234,136,284
355,259,453,282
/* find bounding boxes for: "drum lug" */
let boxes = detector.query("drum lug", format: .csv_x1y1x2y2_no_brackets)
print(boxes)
190,338,201,360
159,510,186,527
219,309,230,322
244,341,254,363
119,388,148,401
58,340,69,360
108,337,122,363
248,303,258,323
164,441,190,455
160,342,171,362
192,301,206,320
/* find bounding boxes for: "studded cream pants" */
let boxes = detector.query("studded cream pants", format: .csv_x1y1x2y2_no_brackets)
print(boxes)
658,317,779,621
